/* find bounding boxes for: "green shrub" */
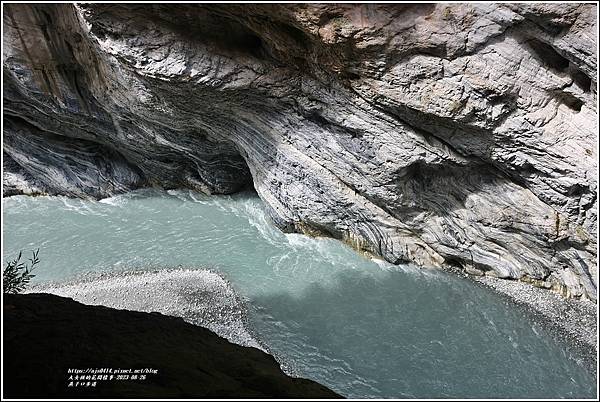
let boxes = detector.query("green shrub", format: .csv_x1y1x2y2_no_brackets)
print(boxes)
3,249,40,294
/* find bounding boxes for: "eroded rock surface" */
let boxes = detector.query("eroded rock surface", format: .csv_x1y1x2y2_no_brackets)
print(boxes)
2,4,597,299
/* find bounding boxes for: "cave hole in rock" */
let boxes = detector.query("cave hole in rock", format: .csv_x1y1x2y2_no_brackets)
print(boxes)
233,32,265,59
276,21,311,49
527,39,570,72
203,145,256,195
572,68,592,93
527,38,592,96
147,138,256,196
169,10,269,60
555,91,584,112
210,28,267,59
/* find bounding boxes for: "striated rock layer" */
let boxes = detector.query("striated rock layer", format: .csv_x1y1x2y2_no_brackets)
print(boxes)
2,4,597,299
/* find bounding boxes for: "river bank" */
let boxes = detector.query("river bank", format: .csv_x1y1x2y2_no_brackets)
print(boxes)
470,274,597,375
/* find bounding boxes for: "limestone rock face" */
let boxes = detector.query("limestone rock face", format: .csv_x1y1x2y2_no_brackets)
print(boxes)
2,4,597,299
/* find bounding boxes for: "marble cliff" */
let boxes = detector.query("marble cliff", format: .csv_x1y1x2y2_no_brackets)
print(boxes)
2,4,598,299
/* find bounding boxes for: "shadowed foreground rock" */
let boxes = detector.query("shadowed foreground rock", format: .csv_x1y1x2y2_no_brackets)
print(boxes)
2,293,341,399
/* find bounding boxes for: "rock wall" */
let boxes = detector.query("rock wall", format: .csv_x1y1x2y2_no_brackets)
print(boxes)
2,4,597,299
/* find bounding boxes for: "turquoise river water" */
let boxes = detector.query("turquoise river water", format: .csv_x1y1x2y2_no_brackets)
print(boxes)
2,189,596,398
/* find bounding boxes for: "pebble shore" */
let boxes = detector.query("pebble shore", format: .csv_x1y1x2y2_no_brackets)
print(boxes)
471,275,597,375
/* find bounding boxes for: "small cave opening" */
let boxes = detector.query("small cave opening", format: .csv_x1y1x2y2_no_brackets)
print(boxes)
187,145,256,197
572,68,592,93
154,147,255,197
163,9,270,61
208,27,267,60
527,39,570,72
234,32,265,59
340,70,360,80
276,21,310,49
555,91,584,112
305,110,330,127
527,38,592,93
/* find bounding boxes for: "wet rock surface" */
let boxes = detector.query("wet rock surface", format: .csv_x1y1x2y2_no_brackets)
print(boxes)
3,292,341,398
2,3,597,299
